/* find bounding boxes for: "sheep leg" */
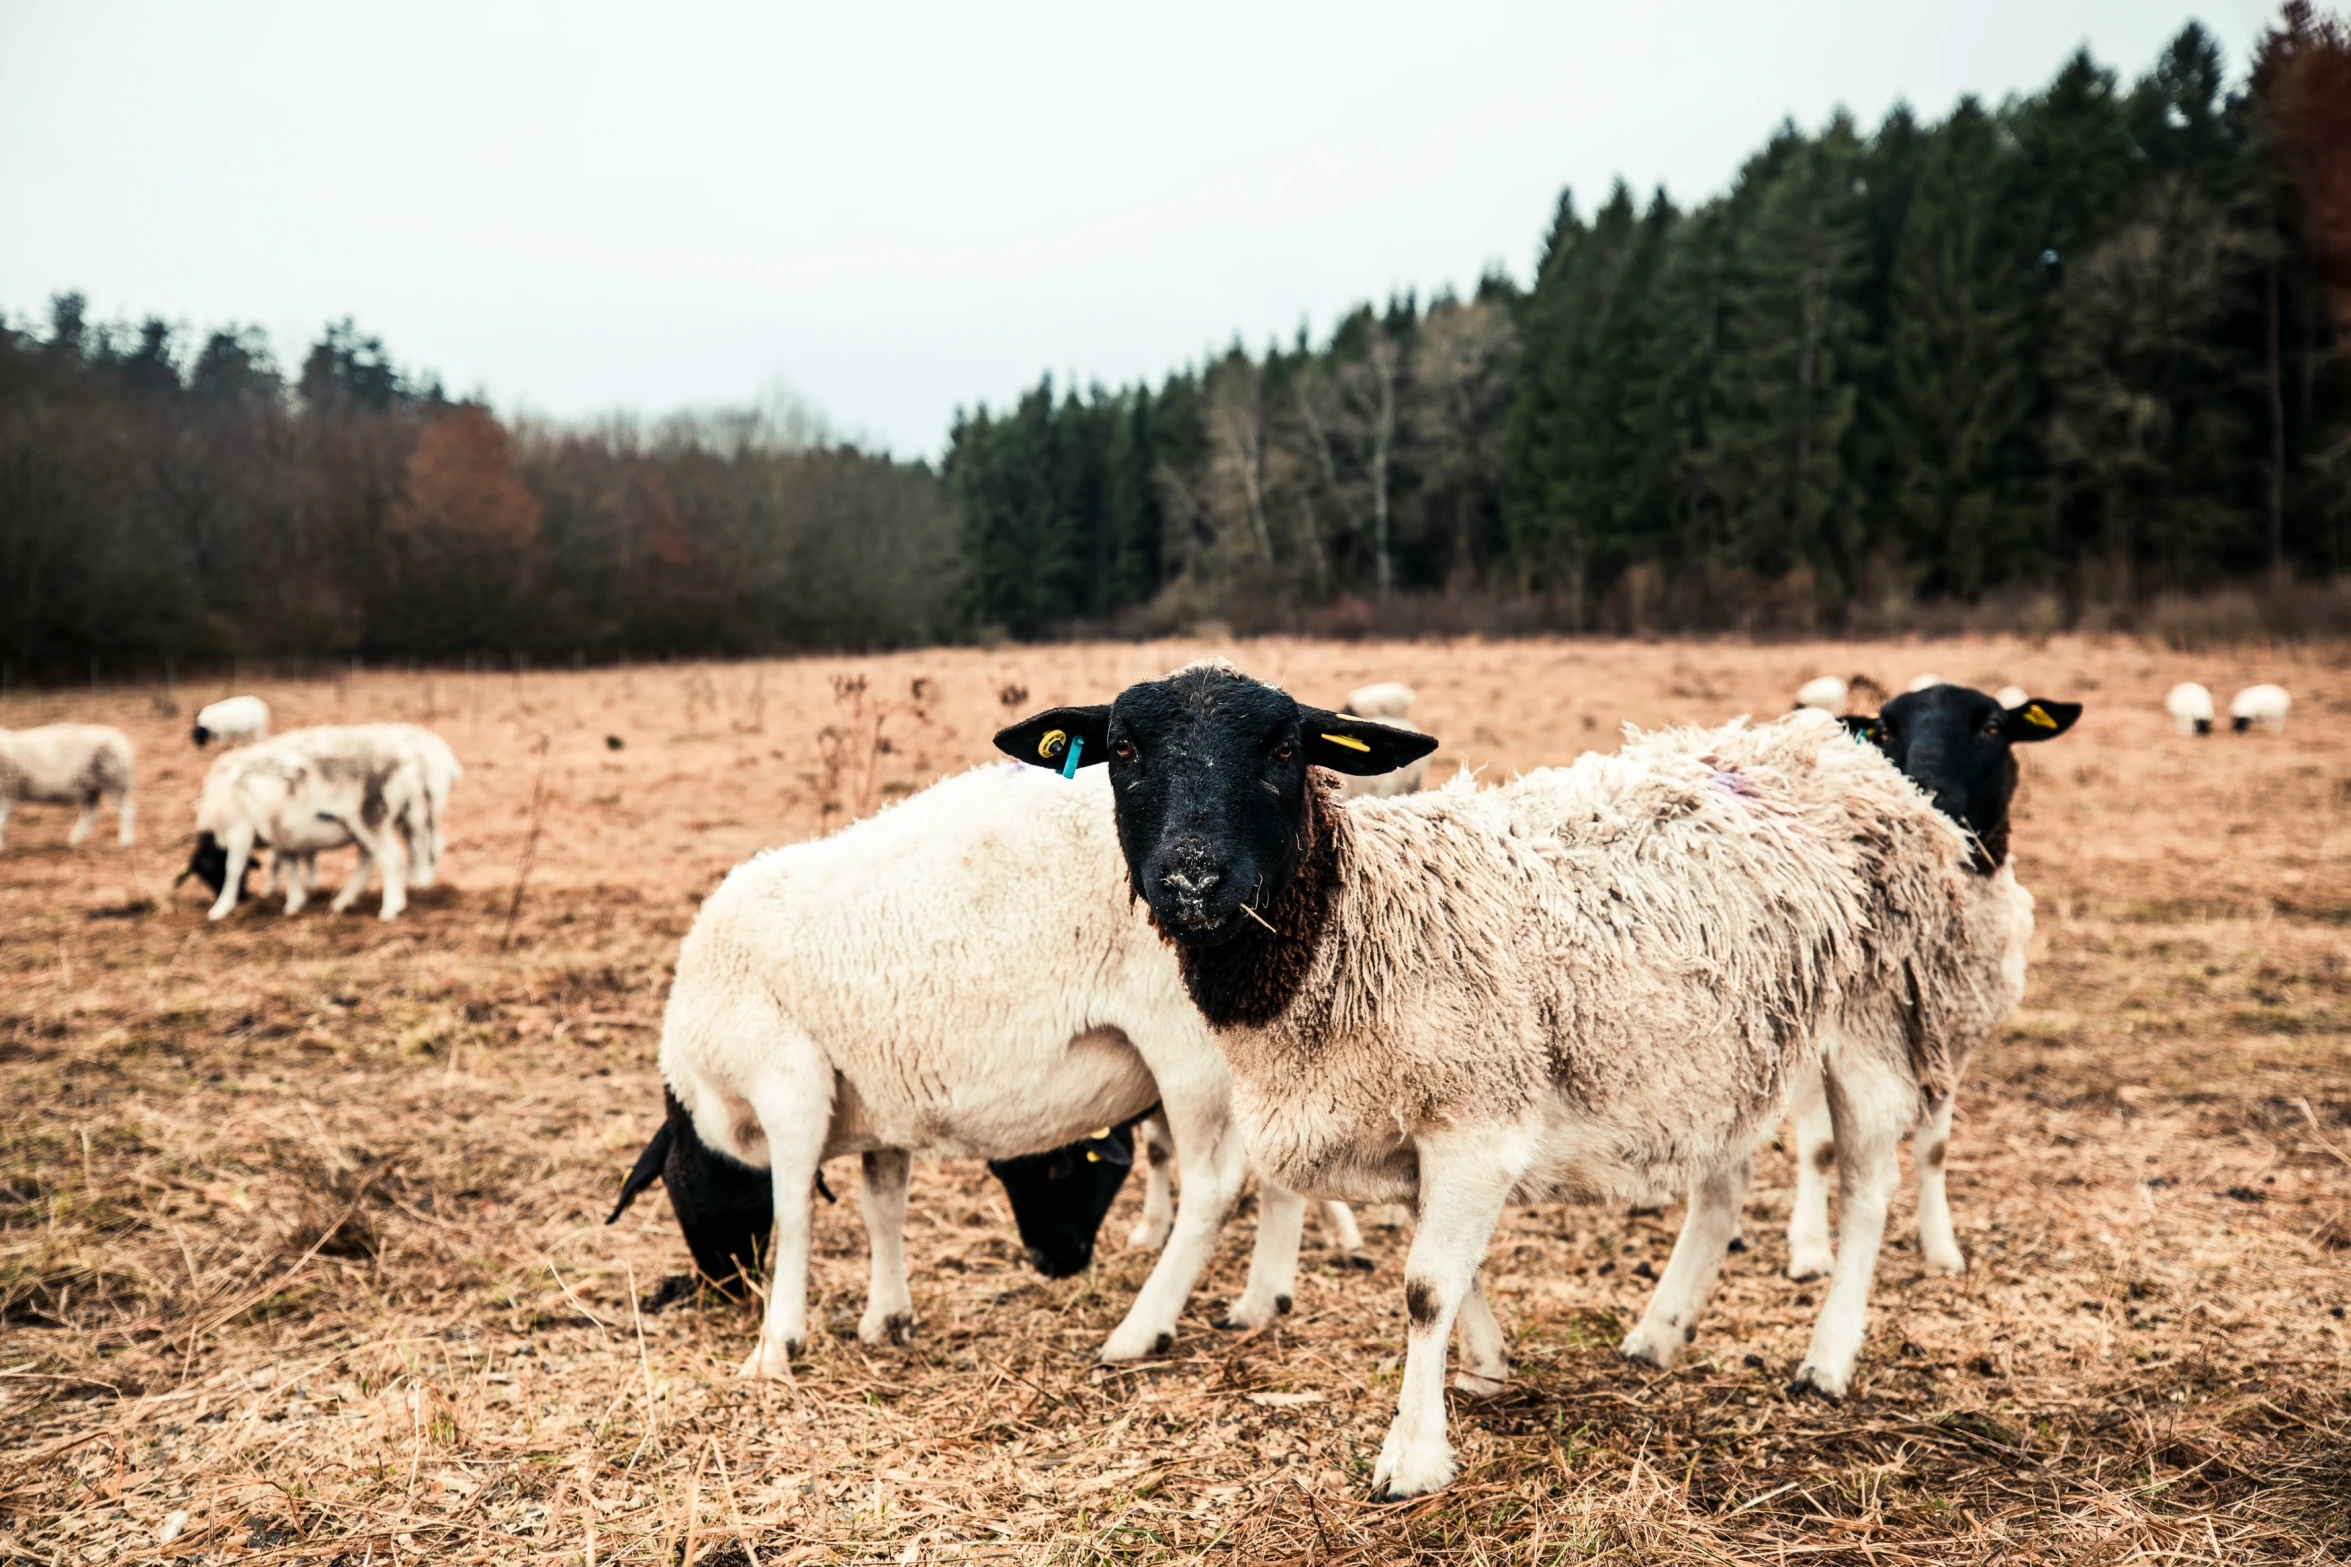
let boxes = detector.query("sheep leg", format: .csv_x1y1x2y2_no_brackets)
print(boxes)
1124,1111,1175,1251
1792,1065,1905,1400
207,826,257,920
1371,1127,1526,1501
1322,1200,1373,1266
1224,1177,1306,1329
1784,1064,1837,1282
113,790,134,846
1915,1091,1966,1276
1453,1275,1509,1396
0,797,12,850
1622,1154,1752,1369
329,841,374,914
1098,1083,1245,1361
856,1148,915,1345
738,1083,830,1379
68,795,97,847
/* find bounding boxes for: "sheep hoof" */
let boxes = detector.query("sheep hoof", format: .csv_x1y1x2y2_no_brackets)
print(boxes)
735,1338,801,1378
859,1310,913,1347
1098,1323,1173,1362
1920,1251,1968,1278
1785,1254,1832,1284
1618,1328,1678,1370
1787,1365,1846,1403
1369,1436,1454,1500
1452,1369,1508,1399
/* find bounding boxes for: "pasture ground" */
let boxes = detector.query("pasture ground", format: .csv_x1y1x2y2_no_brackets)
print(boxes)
3,634,2349,1564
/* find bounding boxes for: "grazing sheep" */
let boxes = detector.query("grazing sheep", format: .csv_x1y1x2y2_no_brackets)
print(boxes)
644,762,1359,1376
191,696,270,748
253,724,460,891
2231,684,2291,735
1794,675,1848,712
1335,683,1431,801
1780,684,2080,1284
0,724,136,851
1994,684,2030,709
2165,683,2215,736
1000,662,2023,1497
181,729,426,921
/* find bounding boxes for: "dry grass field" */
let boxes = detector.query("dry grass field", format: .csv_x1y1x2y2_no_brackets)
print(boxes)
4,634,2349,1564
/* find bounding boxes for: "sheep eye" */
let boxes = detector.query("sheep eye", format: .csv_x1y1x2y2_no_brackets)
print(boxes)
1113,738,1138,763
1981,716,2004,736
1270,740,1295,764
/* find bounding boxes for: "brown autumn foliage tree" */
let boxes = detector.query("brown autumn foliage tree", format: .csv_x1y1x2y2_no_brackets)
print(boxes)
382,405,544,652
2256,2,2351,338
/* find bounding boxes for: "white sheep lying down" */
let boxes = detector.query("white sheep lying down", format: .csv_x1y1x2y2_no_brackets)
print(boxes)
1000,667,2021,1498
0,724,135,851
188,727,435,921
661,762,1358,1374
192,695,271,747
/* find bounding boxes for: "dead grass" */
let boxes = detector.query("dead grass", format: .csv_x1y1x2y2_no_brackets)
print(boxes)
3,633,2350,1563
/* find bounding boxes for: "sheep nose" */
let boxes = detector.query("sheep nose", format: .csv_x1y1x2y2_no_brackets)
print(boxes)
1158,839,1225,897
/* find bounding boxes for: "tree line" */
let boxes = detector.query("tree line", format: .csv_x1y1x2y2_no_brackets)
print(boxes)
5,15,2348,675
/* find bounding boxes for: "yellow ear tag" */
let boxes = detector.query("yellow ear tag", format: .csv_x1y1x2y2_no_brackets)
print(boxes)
1037,728,1068,760
1085,1150,1101,1163
1320,732,1371,753
1088,1127,1112,1140
2023,704,2057,729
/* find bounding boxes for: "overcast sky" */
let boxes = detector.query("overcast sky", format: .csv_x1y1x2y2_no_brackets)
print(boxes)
1,1,2267,459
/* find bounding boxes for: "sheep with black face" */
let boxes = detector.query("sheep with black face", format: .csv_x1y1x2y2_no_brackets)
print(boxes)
1000,661,2020,1498
639,760,1362,1377
1775,683,2081,1286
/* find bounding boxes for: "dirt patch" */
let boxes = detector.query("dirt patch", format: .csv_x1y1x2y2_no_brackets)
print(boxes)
2,634,2348,1562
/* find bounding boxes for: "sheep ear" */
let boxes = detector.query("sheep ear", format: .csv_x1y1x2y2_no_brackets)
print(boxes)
2002,700,2081,742
606,1120,674,1225
994,706,1111,771
1297,709,1440,776
1839,714,1885,745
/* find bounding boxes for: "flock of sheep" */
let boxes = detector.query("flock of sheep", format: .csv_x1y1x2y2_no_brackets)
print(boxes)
0,661,2303,1502
0,695,462,921
611,666,2094,1502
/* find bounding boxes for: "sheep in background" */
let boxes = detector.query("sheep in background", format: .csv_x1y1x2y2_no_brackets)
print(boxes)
2231,684,2291,735
650,762,1359,1376
1335,682,1431,800
1994,685,2030,709
1794,675,1847,712
181,729,425,921
191,696,270,748
0,724,136,851
2164,683,2215,735
1342,682,1416,720
255,724,460,891
999,665,2017,1497
1907,673,1947,693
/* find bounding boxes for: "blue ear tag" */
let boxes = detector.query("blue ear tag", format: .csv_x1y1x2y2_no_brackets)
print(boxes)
1060,735,1084,778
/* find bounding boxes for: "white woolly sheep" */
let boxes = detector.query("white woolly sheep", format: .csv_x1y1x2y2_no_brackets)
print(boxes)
1341,682,1417,720
191,696,271,748
1794,675,1848,712
0,724,136,851
1906,673,1947,693
657,762,1360,1376
183,728,427,921
2165,683,2215,736
252,723,460,892
1994,684,2030,709
2231,684,2291,734
1001,664,2024,1497
1778,684,2079,1286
